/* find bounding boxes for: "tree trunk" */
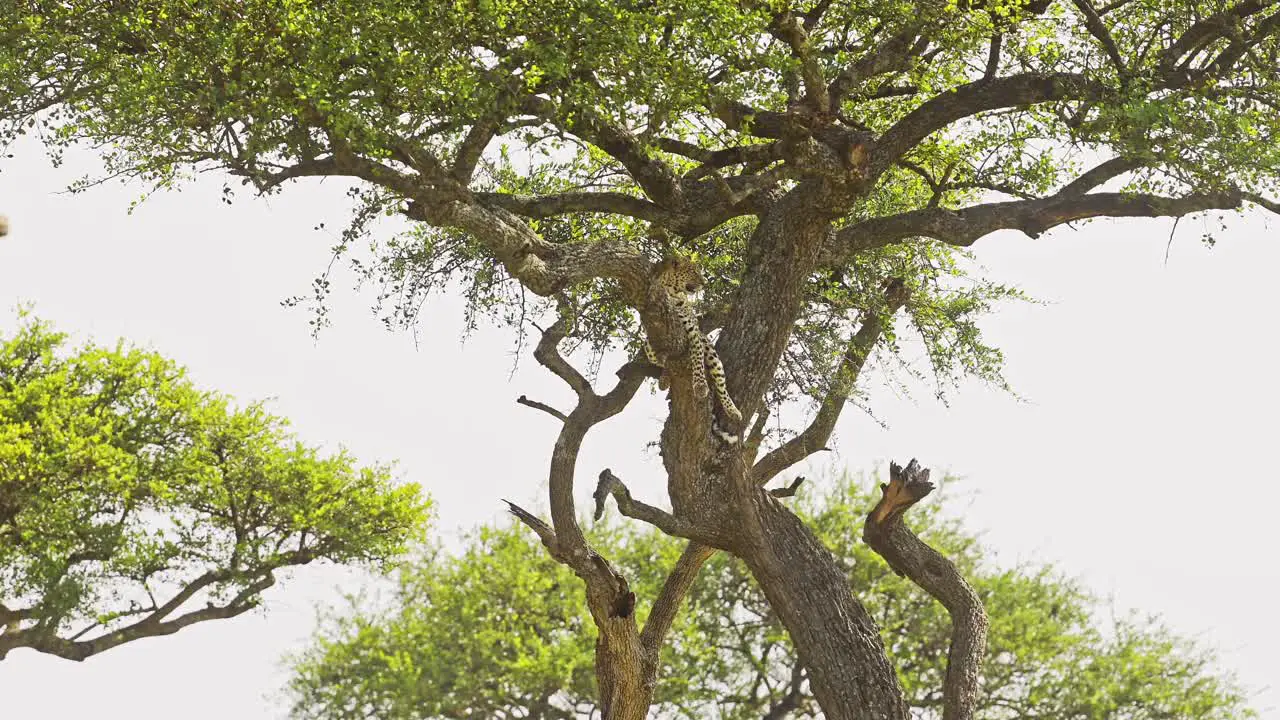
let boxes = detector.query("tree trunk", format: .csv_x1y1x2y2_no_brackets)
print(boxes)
737,493,909,720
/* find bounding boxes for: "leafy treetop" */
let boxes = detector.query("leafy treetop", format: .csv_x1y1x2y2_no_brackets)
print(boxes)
0,313,429,662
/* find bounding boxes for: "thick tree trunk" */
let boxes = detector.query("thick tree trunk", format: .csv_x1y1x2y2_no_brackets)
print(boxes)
595,628,652,720
690,184,910,719
737,494,909,720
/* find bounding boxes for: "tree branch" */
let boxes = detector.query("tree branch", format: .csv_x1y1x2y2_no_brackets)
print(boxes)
875,72,1108,166
593,469,691,538
768,11,830,112
768,476,806,498
1160,0,1274,69
825,186,1248,263
1068,0,1127,75
751,279,910,486
863,460,986,720
639,542,716,656
9,572,277,662
534,304,594,400
517,394,568,422
762,663,807,720
827,29,923,108
477,190,667,223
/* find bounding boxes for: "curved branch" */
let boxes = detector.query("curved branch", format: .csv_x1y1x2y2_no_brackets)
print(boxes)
863,460,986,720
1160,0,1273,69
875,73,1107,166
534,305,593,400
3,572,276,662
593,469,692,538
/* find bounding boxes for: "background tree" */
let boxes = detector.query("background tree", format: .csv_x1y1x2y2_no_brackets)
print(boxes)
0,313,428,662
4,1,1279,716
286,472,1255,720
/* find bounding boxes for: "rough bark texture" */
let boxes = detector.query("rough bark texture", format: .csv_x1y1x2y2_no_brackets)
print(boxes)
864,461,989,720
739,494,910,720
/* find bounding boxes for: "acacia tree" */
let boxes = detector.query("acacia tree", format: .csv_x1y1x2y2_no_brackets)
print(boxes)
286,474,1254,720
0,315,428,662
4,1,1279,717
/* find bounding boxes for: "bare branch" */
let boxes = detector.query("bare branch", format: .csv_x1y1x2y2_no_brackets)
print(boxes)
505,501,559,553
533,304,594,400
453,119,500,183
744,406,771,465
517,394,568,422
639,542,716,655
593,469,691,538
864,460,986,720
1058,156,1141,196
983,35,1002,81
769,476,806,498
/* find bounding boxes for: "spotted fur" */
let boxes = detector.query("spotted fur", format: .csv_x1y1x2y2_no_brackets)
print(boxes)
648,257,743,442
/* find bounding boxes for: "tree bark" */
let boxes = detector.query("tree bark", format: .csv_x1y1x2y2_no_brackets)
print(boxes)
735,492,910,720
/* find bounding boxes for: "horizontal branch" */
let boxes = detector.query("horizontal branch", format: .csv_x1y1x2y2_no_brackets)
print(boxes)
7,572,276,662
477,190,667,223
516,394,568,422
407,199,651,300
826,188,1249,263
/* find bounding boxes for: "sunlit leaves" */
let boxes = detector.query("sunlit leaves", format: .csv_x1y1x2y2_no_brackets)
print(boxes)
286,471,1255,720
0,313,429,643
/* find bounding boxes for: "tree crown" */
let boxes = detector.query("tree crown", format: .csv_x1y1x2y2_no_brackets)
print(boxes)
0,312,429,661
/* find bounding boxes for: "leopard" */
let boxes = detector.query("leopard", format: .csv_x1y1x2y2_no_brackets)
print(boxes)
644,256,743,443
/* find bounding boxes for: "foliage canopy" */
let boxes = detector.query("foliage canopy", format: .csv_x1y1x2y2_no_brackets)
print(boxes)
0,313,428,662
4,0,1278,716
287,473,1256,720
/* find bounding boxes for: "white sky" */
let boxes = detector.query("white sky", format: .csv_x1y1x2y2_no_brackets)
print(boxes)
0,138,1276,719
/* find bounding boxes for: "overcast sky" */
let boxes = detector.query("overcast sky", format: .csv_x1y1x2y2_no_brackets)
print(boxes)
1,136,1277,719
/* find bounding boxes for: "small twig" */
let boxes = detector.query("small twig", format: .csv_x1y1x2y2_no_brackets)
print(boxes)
1163,216,1181,265
769,476,806,498
516,394,568,422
